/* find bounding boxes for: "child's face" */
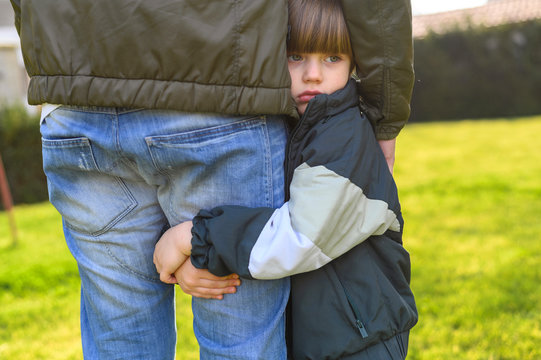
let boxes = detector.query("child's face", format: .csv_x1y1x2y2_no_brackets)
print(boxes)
288,52,351,115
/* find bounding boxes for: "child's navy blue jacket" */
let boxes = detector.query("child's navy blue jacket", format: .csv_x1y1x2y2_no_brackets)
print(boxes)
191,79,418,358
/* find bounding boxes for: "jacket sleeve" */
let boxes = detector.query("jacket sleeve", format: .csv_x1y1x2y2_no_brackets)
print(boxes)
10,0,21,34
340,0,414,140
191,110,401,280
190,206,276,279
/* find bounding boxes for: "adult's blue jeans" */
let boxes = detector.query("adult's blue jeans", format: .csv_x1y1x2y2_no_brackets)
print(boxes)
40,107,290,359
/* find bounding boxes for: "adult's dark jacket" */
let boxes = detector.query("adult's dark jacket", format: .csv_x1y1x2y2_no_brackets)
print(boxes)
190,80,418,358
10,0,413,139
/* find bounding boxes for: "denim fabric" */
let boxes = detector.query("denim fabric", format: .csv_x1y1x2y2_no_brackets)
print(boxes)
40,107,289,360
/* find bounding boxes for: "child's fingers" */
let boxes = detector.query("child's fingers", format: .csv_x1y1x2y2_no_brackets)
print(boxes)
178,275,241,295
192,276,241,289
174,258,241,299
178,283,238,300
196,272,240,281
159,272,178,285
182,276,241,291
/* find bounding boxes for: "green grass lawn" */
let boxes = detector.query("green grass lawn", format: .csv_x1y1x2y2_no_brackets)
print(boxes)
1,115,540,359
394,116,541,359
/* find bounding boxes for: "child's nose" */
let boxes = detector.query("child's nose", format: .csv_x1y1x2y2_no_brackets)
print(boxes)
303,60,322,82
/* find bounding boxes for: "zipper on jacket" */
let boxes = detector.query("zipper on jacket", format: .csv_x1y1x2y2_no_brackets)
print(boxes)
355,319,369,339
331,263,369,339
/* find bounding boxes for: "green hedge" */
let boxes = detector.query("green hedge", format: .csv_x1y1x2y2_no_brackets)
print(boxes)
411,20,541,122
0,105,48,209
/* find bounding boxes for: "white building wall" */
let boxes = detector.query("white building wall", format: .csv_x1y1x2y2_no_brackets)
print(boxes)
0,26,31,109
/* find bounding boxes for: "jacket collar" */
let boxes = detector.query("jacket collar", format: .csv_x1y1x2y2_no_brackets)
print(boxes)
300,79,359,126
290,79,359,141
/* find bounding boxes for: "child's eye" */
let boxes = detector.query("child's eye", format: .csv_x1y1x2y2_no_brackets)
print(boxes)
288,54,303,62
325,55,342,63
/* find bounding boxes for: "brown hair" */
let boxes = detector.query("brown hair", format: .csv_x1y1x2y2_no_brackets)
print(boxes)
287,0,353,60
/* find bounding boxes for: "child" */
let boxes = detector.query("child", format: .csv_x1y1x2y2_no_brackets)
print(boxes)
154,0,417,358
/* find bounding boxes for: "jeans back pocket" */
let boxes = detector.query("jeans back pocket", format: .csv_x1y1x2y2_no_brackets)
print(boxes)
42,137,136,236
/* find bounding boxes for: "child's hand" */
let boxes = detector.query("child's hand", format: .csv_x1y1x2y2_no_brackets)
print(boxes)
174,258,241,300
154,221,193,284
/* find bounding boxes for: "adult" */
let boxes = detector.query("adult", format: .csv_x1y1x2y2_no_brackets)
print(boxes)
10,0,413,359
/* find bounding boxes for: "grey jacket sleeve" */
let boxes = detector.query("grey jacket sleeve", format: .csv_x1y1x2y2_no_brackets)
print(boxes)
340,0,414,140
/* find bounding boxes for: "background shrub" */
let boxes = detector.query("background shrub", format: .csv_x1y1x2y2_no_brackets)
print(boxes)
411,20,541,122
0,104,47,209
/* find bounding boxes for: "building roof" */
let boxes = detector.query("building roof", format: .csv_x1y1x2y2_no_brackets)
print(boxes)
413,0,541,38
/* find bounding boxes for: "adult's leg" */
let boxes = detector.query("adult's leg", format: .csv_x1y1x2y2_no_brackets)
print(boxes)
143,112,290,359
41,107,177,359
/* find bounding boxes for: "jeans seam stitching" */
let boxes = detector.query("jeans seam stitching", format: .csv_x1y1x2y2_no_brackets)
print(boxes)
262,119,273,206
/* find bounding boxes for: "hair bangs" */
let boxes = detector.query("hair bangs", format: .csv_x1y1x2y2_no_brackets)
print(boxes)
287,0,352,57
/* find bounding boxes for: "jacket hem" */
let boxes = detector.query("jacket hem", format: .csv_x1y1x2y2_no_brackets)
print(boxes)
28,75,298,118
